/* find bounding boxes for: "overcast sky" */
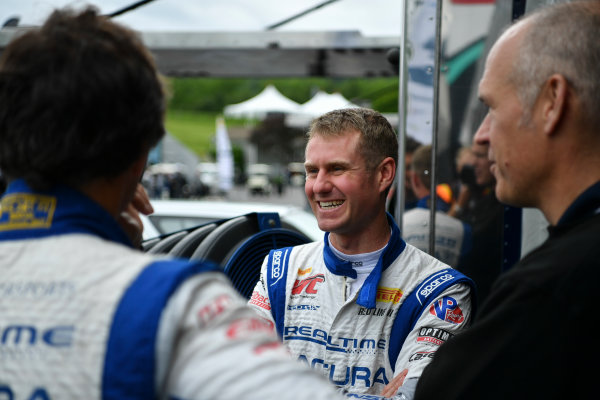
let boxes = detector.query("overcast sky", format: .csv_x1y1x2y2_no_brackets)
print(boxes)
0,0,402,37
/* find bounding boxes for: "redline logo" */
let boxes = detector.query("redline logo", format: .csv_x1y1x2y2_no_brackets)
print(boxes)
292,274,325,295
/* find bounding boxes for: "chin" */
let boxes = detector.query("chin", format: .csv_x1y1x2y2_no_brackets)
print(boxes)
496,186,523,208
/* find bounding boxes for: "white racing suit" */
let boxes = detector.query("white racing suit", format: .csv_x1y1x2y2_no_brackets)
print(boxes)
0,180,352,400
402,206,472,268
249,214,476,397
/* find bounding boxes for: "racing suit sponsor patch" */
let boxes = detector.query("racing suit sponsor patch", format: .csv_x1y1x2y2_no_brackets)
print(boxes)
357,307,394,317
249,290,271,310
0,193,56,231
376,287,403,304
417,326,454,346
429,296,464,324
297,267,312,276
197,294,233,324
284,325,386,355
409,351,435,362
292,274,325,296
297,354,389,388
287,304,320,311
417,272,454,304
270,250,284,281
226,317,274,339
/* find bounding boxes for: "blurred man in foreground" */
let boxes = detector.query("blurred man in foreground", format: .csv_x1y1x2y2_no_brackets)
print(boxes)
415,2,600,398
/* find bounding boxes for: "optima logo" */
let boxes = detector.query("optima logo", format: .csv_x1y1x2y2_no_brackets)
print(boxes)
417,326,454,345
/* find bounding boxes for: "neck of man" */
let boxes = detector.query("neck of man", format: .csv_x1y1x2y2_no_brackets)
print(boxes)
537,126,600,225
78,175,133,220
329,210,391,255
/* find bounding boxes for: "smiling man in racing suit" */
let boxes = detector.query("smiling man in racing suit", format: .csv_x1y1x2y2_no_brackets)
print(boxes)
0,8,366,400
249,108,476,399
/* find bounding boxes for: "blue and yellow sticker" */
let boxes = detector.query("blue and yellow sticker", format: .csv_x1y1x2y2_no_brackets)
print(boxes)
0,193,57,231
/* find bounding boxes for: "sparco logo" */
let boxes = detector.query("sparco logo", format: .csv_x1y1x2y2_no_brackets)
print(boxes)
271,250,283,280
419,273,453,299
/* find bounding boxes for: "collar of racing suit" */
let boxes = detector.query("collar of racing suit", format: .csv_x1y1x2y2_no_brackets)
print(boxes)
322,212,406,308
0,179,133,247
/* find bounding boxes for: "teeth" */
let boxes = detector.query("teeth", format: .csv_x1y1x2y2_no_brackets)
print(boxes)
319,200,344,209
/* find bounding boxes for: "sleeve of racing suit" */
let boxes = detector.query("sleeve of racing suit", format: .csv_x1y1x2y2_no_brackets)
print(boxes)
247,255,276,325
392,282,473,390
395,377,418,400
154,271,346,400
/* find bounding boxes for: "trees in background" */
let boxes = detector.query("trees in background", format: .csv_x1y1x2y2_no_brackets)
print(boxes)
166,77,399,113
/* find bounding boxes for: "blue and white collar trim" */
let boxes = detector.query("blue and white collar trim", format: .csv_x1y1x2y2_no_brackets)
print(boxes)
322,212,406,308
0,179,133,247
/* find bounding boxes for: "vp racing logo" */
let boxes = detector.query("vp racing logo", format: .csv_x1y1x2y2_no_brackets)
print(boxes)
429,296,464,324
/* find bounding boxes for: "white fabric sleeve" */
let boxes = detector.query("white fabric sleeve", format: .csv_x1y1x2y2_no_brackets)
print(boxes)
246,255,276,325
392,282,473,383
155,271,345,400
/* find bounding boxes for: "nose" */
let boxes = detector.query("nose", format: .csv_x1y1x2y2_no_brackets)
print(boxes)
307,170,332,195
474,114,490,145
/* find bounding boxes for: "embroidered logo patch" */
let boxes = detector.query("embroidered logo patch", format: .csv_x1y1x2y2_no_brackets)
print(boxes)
0,194,56,231
429,296,465,324
376,287,403,304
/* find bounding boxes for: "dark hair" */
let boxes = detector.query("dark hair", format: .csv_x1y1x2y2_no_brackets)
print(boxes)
0,7,165,190
307,107,398,171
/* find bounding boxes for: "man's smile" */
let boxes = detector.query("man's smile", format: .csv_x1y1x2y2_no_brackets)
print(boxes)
318,200,344,209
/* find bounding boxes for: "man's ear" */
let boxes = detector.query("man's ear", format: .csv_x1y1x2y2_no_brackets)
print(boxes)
378,157,396,193
539,74,568,135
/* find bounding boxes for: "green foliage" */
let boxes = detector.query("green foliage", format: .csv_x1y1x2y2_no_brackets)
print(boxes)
164,77,400,160
165,110,246,168
164,110,219,159
165,77,399,113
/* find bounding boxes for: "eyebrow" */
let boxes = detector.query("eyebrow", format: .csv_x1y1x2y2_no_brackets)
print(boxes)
304,160,351,170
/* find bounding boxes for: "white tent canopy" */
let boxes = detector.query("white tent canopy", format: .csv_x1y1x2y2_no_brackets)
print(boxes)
223,84,301,119
287,90,360,127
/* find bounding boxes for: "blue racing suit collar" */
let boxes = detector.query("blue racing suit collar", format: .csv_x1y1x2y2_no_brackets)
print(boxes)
0,179,133,247
323,212,406,308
